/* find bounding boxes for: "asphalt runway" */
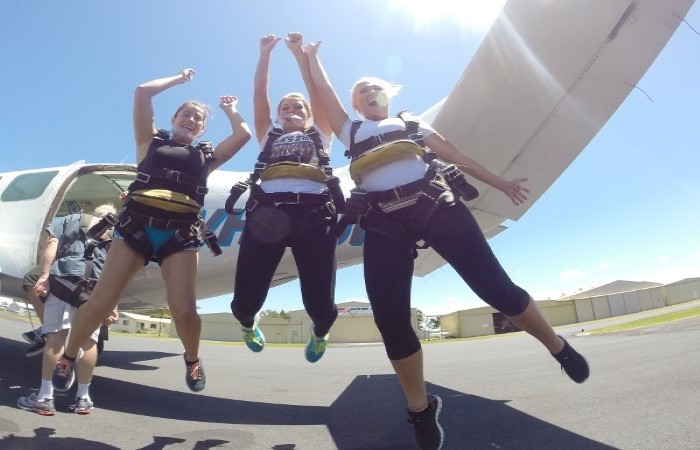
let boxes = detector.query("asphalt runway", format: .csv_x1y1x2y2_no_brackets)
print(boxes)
0,308,698,450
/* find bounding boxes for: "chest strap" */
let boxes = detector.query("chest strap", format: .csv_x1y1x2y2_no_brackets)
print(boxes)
135,169,208,195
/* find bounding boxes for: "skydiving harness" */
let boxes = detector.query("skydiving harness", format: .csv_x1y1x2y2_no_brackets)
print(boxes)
118,130,222,262
336,110,479,244
130,129,213,207
48,212,116,308
225,126,346,217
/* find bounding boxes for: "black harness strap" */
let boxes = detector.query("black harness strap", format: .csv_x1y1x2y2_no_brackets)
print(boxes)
225,126,342,215
346,110,425,159
120,203,199,230
129,129,212,203
255,126,330,181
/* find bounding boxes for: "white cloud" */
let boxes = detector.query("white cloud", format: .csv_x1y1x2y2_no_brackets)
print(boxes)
657,256,671,264
560,269,586,280
596,261,613,270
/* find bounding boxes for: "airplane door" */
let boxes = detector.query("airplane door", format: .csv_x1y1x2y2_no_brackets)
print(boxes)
0,165,79,280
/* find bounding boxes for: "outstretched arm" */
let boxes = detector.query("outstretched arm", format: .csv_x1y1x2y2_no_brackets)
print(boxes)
426,133,530,205
134,68,195,162
286,32,331,137
253,35,282,141
303,41,349,138
209,96,252,172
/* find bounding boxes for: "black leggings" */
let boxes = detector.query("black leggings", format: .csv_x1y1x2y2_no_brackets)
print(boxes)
364,201,530,360
231,203,338,336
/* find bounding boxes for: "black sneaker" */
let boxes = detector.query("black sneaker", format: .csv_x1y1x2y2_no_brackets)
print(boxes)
184,356,206,392
25,334,46,358
22,328,41,344
52,354,77,392
553,335,590,383
407,394,444,450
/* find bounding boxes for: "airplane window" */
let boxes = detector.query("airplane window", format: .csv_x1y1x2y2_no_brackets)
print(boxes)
0,171,58,202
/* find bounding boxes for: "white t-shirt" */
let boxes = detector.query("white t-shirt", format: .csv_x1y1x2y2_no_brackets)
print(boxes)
258,124,332,194
338,117,435,192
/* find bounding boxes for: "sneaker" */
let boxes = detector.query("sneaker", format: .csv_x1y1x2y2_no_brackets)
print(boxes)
17,393,56,416
52,354,77,392
184,356,206,392
407,394,444,450
70,397,94,414
242,314,265,353
25,334,46,358
21,327,41,344
553,335,590,383
305,327,329,363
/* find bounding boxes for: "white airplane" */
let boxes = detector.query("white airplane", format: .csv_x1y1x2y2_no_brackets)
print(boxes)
0,0,694,310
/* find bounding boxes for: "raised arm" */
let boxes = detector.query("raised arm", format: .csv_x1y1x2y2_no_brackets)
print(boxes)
425,133,530,205
134,68,195,162
303,41,349,138
285,32,331,137
253,35,282,141
209,95,252,172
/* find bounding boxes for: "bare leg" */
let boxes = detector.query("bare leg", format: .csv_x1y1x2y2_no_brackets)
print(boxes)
42,330,68,380
75,339,98,384
391,349,429,411
161,250,200,362
63,240,145,357
506,297,564,354
26,289,45,324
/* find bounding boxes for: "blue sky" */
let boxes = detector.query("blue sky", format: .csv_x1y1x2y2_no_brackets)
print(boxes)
2,1,699,316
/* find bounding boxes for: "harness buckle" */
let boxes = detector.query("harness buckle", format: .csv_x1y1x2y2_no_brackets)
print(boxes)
119,213,132,228
164,169,180,182
135,172,150,183
407,132,422,142
196,186,209,195
247,199,259,213
254,162,267,172
146,216,162,228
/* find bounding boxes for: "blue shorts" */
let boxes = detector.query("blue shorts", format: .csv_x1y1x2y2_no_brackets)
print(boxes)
115,226,199,255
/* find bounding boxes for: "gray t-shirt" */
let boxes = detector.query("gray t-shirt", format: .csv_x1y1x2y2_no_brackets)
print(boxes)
48,213,107,279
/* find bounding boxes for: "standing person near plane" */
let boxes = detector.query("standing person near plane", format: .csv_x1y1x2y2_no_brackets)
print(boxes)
17,204,119,415
229,33,340,363
304,42,590,450
52,69,251,393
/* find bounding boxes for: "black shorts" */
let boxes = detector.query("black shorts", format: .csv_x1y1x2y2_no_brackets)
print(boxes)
22,267,42,291
22,267,48,302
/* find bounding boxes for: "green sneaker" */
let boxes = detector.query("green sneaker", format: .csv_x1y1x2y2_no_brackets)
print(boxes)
242,314,265,353
305,327,329,363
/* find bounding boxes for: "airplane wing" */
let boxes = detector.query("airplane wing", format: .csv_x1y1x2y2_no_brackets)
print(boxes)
413,0,695,276
2,0,693,306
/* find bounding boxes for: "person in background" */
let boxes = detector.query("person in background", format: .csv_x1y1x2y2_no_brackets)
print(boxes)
17,204,119,415
20,267,48,357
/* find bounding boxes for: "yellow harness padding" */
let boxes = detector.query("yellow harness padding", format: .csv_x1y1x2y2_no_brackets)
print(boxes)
260,162,328,182
349,140,425,184
131,189,201,213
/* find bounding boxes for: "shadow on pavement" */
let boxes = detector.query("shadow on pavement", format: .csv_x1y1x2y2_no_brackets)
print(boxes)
0,336,614,449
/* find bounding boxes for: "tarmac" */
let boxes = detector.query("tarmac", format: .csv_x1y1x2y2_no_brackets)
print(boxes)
0,300,698,449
